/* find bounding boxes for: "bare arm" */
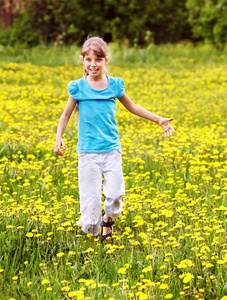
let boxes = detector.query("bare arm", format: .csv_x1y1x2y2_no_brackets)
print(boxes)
119,92,175,137
54,95,76,156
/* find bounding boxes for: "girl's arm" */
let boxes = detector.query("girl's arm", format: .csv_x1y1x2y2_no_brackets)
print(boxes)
54,95,77,156
119,92,175,137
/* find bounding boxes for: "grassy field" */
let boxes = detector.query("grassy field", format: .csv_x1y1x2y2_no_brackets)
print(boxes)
0,44,227,300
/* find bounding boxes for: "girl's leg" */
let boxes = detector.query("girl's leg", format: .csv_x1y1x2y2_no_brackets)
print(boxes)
77,153,103,236
102,150,125,235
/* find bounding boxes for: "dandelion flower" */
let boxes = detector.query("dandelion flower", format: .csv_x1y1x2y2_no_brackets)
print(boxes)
85,247,94,253
139,293,149,300
56,252,64,258
42,279,50,285
61,286,70,292
160,284,169,289
112,283,120,287
12,276,18,281
26,232,33,238
165,294,173,299
117,268,127,275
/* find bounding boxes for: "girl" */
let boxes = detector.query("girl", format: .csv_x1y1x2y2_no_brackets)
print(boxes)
54,36,175,242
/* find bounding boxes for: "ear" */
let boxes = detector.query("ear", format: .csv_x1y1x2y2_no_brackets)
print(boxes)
105,57,109,65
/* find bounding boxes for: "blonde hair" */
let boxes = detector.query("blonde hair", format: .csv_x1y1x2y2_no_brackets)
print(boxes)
80,36,110,76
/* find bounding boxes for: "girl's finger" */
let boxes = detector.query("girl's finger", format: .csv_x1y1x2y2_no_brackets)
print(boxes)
169,125,175,133
167,118,173,122
61,140,66,149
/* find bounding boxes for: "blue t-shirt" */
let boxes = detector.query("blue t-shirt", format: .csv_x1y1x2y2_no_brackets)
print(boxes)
68,75,125,153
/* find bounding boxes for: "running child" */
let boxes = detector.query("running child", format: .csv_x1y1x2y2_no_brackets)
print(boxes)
54,36,175,242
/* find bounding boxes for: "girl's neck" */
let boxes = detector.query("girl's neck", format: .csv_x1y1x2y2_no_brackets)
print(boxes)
86,74,108,90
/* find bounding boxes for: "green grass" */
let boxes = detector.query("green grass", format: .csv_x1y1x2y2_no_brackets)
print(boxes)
0,42,226,68
0,44,226,300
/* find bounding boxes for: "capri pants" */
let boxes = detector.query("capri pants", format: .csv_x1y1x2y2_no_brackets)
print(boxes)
76,150,125,236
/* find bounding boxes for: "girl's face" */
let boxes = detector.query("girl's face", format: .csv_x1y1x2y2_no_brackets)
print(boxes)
83,50,108,78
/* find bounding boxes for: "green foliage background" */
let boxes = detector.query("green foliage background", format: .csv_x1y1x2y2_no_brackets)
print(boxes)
0,0,226,46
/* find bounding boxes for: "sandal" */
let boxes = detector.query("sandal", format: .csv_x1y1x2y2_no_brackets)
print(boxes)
100,217,114,243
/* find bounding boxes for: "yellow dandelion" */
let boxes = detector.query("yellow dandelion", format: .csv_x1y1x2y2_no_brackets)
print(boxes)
165,294,173,299
139,293,149,300
12,276,18,281
142,266,152,273
217,260,225,265
68,291,83,298
160,283,169,289
56,252,64,258
6,225,14,229
112,283,120,287
41,279,50,285
117,268,127,275
26,232,33,238
206,263,214,268
183,276,193,283
61,286,70,292
85,247,94,253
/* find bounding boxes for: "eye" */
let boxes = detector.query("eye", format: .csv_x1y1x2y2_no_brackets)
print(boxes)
86,58,91,61
97,58,102,61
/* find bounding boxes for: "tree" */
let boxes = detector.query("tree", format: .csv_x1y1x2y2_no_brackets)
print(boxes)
186,0,227,45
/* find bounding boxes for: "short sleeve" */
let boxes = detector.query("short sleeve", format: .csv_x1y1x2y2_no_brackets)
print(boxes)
68,80,78,100
117,77,125,98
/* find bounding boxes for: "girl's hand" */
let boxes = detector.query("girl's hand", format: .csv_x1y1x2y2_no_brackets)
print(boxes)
159,118,175,137
54,138,66,156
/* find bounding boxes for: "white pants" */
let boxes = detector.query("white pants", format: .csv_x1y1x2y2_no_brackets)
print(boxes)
77,150,125,236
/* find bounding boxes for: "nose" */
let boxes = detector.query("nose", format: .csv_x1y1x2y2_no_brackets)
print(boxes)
91,60,96,66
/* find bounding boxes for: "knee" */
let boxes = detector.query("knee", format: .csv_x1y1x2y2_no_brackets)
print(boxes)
107,194,123,204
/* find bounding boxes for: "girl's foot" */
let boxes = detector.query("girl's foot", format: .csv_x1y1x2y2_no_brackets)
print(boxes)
100,214,114,243
102,215,112,235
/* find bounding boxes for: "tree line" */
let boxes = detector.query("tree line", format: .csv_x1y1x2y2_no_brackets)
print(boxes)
0,0,226,46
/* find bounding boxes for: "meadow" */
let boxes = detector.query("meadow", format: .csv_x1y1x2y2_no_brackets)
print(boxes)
0,44,227,300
